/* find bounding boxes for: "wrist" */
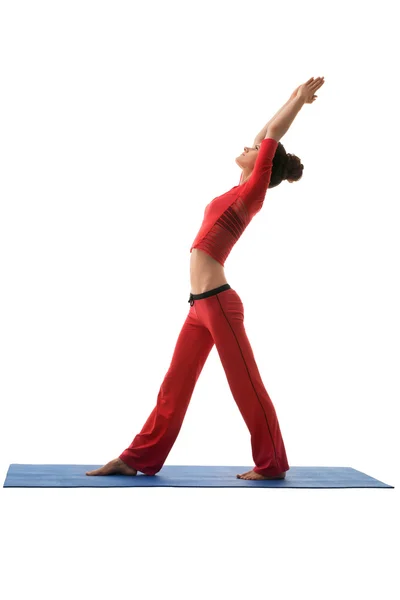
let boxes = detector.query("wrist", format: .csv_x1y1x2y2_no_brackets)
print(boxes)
294,94,306,107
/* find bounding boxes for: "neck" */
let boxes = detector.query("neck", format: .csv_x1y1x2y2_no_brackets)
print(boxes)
240,167,253,184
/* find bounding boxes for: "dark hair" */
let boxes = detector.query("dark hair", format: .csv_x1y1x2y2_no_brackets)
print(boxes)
268,142,304,188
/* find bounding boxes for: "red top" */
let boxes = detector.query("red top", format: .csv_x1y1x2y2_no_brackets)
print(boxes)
190,137,278,266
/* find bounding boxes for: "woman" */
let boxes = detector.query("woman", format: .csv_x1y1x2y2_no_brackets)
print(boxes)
87,76,325,480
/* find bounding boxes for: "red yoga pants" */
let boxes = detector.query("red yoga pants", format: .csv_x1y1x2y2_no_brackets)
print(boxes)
119,284,289,476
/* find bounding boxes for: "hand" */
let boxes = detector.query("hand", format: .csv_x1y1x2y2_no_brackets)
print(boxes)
295,76,325,103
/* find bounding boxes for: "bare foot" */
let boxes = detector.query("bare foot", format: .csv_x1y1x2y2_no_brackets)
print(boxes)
86,458,137,476
237,469,286,480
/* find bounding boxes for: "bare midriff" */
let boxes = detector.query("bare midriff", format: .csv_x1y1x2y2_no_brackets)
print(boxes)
190,248,229,295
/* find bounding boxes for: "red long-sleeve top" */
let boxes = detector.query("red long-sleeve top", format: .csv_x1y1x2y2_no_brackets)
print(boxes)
190,137,278,267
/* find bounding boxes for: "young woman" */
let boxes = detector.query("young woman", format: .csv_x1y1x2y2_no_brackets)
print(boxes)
87,76,325,480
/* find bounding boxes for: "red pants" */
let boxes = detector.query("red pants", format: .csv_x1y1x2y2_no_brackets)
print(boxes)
119,284,289,476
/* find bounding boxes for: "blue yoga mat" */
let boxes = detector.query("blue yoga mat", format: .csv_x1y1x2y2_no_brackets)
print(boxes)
3,464,394,488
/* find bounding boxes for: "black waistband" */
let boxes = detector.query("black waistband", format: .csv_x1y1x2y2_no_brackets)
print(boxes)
188,283,231,305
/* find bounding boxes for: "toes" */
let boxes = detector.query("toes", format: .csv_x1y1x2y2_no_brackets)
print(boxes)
86,460,117,476
238,471,258,480
237,470,253,479
86,467,109,476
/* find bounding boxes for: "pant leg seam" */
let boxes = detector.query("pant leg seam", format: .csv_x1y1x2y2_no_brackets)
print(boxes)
215,294,279,466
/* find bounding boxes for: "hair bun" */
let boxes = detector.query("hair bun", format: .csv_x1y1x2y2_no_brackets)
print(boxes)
284,153,304,182
269,143,304,188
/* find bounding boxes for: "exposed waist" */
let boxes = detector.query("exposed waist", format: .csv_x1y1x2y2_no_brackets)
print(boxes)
190,248,228,294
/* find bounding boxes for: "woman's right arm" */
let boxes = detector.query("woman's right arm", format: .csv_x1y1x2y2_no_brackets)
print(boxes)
265,96,305,142
267,76,325,142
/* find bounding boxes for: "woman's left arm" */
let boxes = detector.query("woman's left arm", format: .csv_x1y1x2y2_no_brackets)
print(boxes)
254,77,324,144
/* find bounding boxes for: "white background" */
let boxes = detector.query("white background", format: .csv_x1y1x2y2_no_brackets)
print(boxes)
1,1,398,599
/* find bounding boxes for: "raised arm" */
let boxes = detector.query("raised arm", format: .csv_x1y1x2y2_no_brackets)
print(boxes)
253,95,295,145
254,76,325,144
265,96,305,142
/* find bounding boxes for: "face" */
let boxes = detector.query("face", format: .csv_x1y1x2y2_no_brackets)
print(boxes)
235,144,260,169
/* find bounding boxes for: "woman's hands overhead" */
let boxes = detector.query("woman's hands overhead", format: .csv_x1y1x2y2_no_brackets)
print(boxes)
293,76,325,104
